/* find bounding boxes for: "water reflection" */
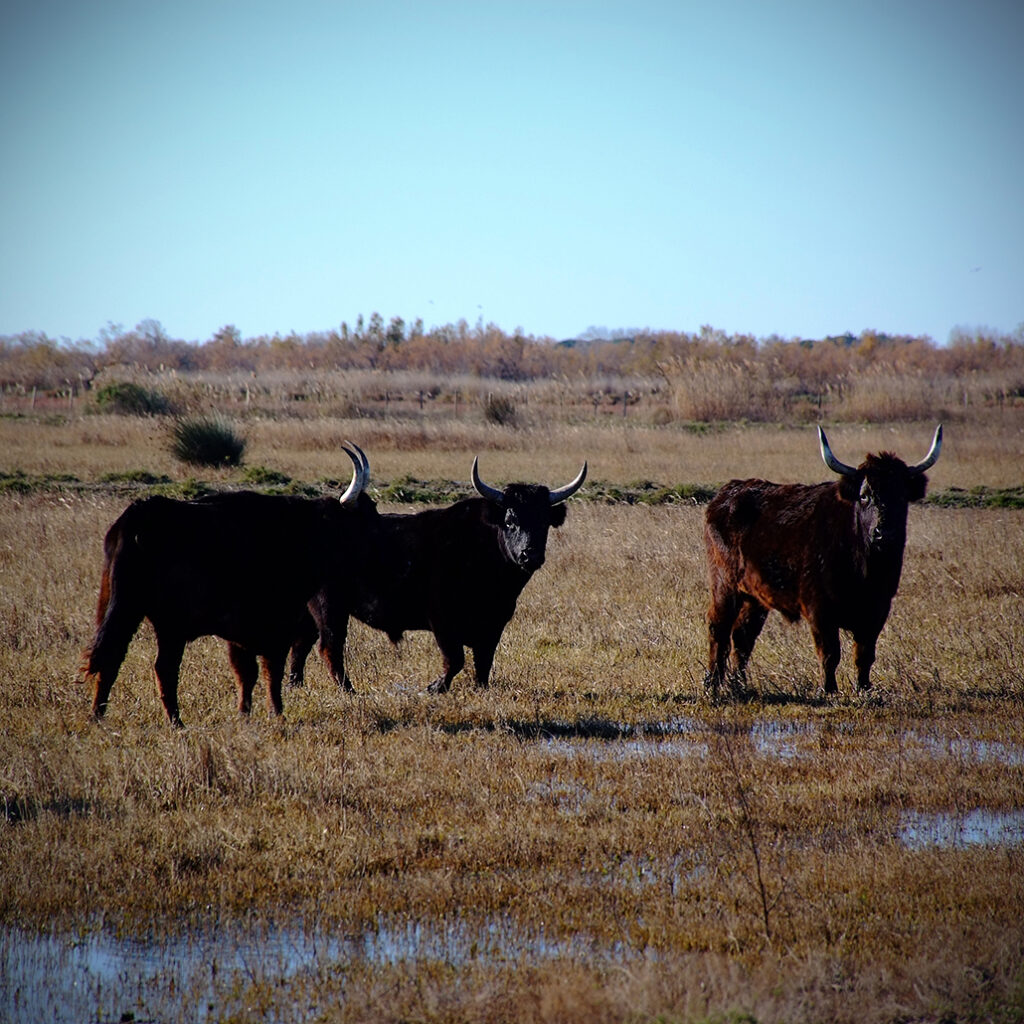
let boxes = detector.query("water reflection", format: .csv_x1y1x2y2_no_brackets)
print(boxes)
1,916,605,1024
540,718,1024,770
905,734,1024,766
540,717,816,763
899,808,1024,849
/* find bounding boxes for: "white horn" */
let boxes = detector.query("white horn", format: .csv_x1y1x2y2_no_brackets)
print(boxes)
471,456,505,503
338,443,366,504
818,426,857,477
549,461,588,504
348,442,370,490
909,424,943,473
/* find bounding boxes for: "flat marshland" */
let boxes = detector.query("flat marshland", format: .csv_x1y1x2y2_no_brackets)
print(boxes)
1,399,1023,1023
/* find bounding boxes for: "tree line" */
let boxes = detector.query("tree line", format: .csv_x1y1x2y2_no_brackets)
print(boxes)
2,315,1022,392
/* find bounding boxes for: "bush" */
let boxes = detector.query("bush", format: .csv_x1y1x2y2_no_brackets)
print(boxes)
483,394,518,427
94,381,170,416
169,416,246,468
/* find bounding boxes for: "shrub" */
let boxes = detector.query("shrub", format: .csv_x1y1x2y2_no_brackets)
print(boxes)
483,393,518,427
168,416,246,468
94,381,170,416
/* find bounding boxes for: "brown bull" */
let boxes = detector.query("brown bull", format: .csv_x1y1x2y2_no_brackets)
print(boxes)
703,425,942,698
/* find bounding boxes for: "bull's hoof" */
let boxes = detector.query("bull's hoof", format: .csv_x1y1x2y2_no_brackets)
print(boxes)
702,672,724,703
426,678,451,695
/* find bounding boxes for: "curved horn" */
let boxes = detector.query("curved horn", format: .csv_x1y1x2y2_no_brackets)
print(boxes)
348,441,370,489
471,456,505,503
338,442,368,504
908,424,943,473
817,426,858,477
548,461,588,505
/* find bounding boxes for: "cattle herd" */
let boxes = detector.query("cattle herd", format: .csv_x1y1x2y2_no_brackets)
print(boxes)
83,425,942,725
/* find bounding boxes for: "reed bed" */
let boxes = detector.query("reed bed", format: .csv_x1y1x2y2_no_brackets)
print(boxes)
1,410,1023,1023
3,403,1021,488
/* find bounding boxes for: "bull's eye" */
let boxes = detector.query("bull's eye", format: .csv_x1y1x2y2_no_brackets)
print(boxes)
504,509,518,527
859,490,872,507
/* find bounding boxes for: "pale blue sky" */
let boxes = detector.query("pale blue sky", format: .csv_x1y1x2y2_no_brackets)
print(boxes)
1,0,1021,344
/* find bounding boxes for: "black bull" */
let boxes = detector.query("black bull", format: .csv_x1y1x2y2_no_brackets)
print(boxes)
83,446,586,724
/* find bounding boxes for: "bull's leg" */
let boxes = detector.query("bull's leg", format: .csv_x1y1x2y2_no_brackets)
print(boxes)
706,590,738,698
153,633,186,727
317,614,354,692
852,631,878,691
729,599,769,690
91,670,117,721
810,619,841,695
287,616,318,688
87,608,144,720
261,650,287,716
427,632,464,694
470,632,502,689
227,643,259,714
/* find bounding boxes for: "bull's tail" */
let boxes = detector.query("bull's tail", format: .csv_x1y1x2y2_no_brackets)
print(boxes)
83,514,146,717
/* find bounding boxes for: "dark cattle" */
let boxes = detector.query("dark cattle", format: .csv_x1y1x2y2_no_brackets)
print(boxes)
83,446,375,726
703,425,942,698
308,450,587,693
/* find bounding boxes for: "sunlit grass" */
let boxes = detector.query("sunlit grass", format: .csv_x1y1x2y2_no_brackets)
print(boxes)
1,407,1023,1022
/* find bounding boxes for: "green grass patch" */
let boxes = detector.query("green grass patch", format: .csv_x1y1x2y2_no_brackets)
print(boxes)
926,485,1024,509
588,480,720,505
241,465,292,487
375,475,472,504
0,469,80,494
99,470,173,486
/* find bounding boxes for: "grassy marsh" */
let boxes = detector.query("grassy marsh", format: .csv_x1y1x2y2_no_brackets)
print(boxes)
1,404,1023,1023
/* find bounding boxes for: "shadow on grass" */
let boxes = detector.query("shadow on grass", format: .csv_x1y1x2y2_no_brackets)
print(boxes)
2,795,96,826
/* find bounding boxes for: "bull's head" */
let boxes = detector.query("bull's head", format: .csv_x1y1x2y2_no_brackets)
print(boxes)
818,425,942,546
472,458,588,573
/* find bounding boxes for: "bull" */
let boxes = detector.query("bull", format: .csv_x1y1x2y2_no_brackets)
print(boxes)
703,425,942,698
83,445,374,726
306,449,587,693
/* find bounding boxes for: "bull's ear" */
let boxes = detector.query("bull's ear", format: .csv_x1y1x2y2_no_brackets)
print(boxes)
549,503,568,528
907,471,928,503
837,472,863,503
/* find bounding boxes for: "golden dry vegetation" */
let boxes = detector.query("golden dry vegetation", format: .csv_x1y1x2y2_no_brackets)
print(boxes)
1,377,1023,1023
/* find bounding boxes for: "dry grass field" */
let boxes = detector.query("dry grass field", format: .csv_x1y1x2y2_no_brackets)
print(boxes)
1,394,1023,1023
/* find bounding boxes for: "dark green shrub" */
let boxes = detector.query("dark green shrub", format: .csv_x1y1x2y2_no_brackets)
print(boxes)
483,394,518,427
94,381,170,416
169,416,246,468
